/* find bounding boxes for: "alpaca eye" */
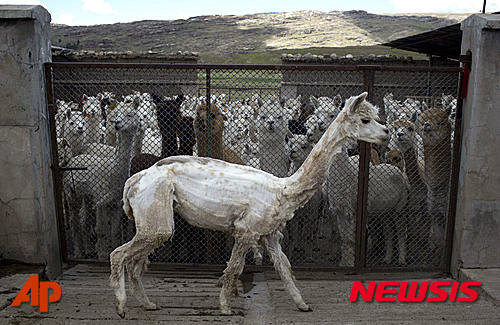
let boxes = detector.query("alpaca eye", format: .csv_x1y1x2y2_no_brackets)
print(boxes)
301,145,307,149
361,119,370,124
408,127,414,132
69,122,74,125
277,115,283,120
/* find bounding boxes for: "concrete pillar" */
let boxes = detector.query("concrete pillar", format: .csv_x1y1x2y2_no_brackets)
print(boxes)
451,14,500,276
0,5,62,278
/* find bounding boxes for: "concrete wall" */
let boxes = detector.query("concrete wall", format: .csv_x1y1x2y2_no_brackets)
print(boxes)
452,14,500,275
0,5,62,278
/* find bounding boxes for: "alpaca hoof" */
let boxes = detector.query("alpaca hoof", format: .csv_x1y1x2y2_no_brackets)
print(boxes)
117,310,125,319
220,307,232,316
145,303,160,311
299,305,313,312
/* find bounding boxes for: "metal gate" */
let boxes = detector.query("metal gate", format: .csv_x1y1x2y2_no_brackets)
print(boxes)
45,62,464,272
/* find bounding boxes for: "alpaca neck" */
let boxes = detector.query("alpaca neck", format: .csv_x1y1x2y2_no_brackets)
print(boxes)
132,128,145,157
197,132,223,160
402,145,425,191
423,137,451,190
114,129,136,185
283,113,350,208
87,117,101,144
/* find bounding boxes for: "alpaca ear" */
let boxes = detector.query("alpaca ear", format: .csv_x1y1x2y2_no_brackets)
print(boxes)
310,96,319,109
334,94,342,107
132,96,141,110
65,107,72,120
346,92,368,115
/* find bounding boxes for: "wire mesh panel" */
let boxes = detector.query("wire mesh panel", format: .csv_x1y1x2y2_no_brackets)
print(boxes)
46,63,460,271
364,68,459,269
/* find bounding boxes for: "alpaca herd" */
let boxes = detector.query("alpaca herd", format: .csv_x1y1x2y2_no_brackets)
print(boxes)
55,89,456,266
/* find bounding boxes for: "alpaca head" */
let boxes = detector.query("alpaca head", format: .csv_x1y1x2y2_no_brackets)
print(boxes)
416,108,451,146
385,149,405,172
390,119,416,153
255,99,289,138
310,95,343,132
194,103,226,137
64,108,86,139
136,98,156,131
305,114,321,144
287,134,312,165
281,95,302,120
81,95,101,118
339,92,390,145
441,93,457,125
112,98,140,134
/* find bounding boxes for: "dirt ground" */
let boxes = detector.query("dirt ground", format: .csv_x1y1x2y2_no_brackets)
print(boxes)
0,264,499,324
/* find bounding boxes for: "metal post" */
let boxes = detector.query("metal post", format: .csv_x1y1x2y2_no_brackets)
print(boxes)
205,68,212,157
354,69,375,272
444,52,471,272
44,63,69,262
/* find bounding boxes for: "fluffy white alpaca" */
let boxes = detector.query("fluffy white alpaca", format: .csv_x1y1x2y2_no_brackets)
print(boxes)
109,92,390,317
255,98,290,177
325,143,409,266
305,95,343,144
64,99,140,259
81,94,105,145
57,107,87,165
283,134,320,260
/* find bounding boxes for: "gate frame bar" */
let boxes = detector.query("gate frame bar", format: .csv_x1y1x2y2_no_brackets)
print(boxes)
44,62,463,272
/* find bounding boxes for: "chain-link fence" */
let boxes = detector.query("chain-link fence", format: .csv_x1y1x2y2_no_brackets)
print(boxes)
46,63,462,271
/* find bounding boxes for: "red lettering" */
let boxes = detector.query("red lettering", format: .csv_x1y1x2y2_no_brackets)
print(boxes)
428,282,450,302
10,275,61,312
374,282,399,302
457,282,481,302
39,281,62,312
449,282,460,301
10,275,40,307
349,282,376,302
398,281,428,302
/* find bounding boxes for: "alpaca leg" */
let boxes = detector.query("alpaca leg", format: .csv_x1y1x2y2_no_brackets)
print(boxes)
218,237,251,315
110,234,169,318
383,220,393,264
127,252,159,310
260,232,312,312
110,240,133,318
110,176,175,318
396,216,407,265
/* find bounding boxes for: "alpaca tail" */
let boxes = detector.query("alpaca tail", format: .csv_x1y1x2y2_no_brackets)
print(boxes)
122,173,142,220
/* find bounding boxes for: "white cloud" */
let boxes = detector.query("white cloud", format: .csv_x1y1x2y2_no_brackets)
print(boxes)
56,13,74,25
388,0,500,13
81,0,117,15
0,0,48,7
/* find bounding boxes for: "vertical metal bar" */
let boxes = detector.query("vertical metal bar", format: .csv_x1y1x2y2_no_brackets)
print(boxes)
44,63,69,262
354,69,374,272
205,68,212,157
444,56,470,272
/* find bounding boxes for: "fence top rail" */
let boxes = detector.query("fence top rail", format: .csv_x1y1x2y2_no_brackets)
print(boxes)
44,62,461,73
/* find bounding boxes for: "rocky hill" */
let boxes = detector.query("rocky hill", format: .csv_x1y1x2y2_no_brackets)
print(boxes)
50,10,468,63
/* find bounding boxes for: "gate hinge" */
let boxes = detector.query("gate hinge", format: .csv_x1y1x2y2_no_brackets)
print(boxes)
459,50,472,100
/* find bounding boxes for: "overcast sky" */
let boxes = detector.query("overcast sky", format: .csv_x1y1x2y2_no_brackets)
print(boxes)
1,0,497,25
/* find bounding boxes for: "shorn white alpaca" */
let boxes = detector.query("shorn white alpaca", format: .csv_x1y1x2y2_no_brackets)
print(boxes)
109,92,389,317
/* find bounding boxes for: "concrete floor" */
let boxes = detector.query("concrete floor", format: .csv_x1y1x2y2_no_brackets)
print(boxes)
0,264,499,324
